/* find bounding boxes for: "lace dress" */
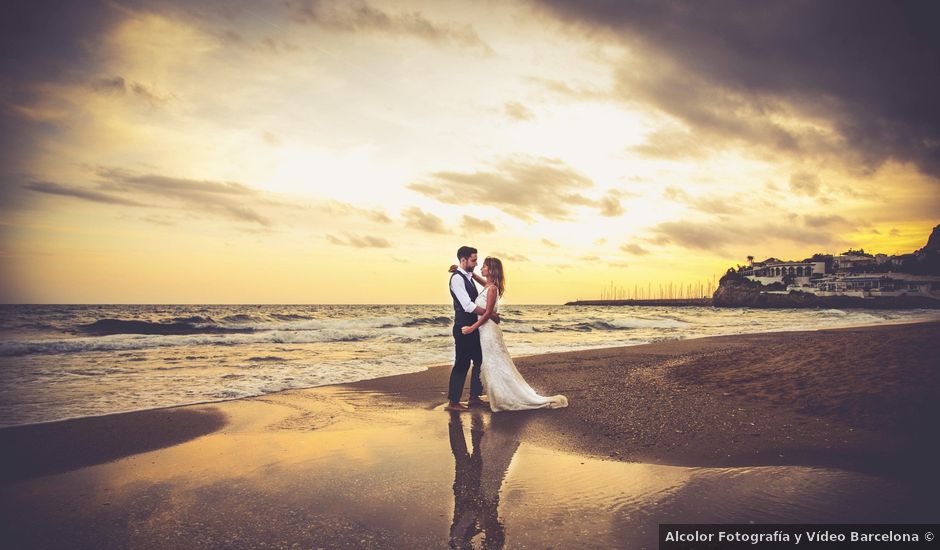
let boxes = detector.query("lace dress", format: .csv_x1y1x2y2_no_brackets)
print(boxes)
475,286,568,412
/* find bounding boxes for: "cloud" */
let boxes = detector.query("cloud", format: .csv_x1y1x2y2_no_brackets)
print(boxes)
0,1,124,209
527,76,610,102
491,251,529,262
141,214,177,226
802,214,854,229
662,186,745,215
531,0,940,181
663,186,690,202
24,180,149,207
287,0,493,54
694,197,742,216
326,233,391,248
504,101,534,121
630,127,709,160
92,167,281,226
789,173,822,196
90,76,127,94
129,81,173,106
619,243,649,255
461,215,496,233
649,219,847,254
402,206,447,233
320,200,391,224
541,238,559,247
408,156,609,221
598,193,624,216
87,75,172,106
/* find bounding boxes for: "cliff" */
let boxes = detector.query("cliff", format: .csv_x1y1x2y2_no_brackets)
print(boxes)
712,266,940,309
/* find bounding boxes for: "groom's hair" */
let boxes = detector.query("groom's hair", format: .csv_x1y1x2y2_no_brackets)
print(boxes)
456,246,477,260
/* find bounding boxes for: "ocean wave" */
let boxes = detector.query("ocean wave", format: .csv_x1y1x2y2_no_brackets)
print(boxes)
169,315,216,325
562,317,689,332
607,317,690,329
400,315,452,327
269,313,315,321
218,313,260,323
77,319,254,336
501,324,542,333
0,329,378,357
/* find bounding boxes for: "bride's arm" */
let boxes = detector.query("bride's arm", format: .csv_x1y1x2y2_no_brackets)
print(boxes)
448,264,486,286
462,286,498,334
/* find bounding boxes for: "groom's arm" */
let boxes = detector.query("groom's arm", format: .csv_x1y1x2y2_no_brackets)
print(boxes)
450,275,500,323
450,275,478,315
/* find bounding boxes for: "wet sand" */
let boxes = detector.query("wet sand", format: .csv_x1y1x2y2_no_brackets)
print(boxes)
1,320,938,548
351,319,940,476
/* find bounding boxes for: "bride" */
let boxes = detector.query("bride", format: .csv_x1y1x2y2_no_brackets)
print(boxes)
459,257,568,412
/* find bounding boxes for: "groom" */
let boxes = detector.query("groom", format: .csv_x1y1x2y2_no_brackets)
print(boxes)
447,246,499,412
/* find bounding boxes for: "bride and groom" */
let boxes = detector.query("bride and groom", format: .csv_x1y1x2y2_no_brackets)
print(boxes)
446,246,568,413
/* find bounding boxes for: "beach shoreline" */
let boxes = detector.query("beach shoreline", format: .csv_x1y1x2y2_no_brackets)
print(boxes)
2,312,938,431
2,319,937,476
2,320,938,547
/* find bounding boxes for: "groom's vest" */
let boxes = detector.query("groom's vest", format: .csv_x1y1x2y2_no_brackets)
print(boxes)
449,272,479,327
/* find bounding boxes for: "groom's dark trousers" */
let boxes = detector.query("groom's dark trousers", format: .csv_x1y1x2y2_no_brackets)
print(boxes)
449,324,483,402
448,272,484,403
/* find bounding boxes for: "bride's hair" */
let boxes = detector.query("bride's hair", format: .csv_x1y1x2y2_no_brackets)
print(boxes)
483,257,506,296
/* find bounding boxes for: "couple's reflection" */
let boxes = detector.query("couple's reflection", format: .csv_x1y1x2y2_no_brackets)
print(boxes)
448,411,524,549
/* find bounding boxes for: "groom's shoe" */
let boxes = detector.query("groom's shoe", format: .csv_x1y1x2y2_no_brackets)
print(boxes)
445,402,469,412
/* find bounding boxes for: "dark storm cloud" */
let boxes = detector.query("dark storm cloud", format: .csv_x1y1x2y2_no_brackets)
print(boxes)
0,1,124,210
531,0,940,180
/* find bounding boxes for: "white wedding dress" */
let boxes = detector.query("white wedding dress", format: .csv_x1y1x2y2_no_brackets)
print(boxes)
475,286,568,412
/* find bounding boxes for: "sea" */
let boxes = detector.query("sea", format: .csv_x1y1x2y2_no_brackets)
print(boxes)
1,304,938,427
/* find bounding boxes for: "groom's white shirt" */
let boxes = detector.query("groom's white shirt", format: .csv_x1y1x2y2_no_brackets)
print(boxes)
451,267,478,314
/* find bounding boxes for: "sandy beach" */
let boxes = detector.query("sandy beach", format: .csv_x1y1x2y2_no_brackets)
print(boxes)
2,320,938,548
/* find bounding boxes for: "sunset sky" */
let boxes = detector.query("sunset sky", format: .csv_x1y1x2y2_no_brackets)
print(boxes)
1,0,938,304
